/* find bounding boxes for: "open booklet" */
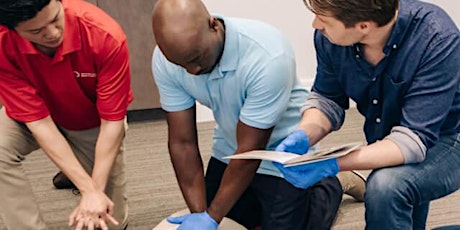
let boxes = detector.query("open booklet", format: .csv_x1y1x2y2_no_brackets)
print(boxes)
224,142,363,167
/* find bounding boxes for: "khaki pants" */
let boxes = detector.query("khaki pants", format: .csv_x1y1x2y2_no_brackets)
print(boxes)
0,108,128,230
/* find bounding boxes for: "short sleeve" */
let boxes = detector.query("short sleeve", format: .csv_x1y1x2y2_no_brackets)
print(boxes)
0,36,49,122
151,46,195,112
239,53,295,129
95,39,132,121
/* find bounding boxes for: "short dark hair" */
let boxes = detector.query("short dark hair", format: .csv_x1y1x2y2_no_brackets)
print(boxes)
0,0,52,29
304,0,399,28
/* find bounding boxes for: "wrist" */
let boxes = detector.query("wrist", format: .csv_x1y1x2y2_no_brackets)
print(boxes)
297,122,329,145
298,129,310,148
204,211,219,225
331,158,340,173
76,180,99,194
92,177,108,192
206,206,223,223
294,129,311,150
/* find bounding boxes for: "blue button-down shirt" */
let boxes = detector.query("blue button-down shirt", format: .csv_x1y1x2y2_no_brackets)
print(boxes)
305,0,459,163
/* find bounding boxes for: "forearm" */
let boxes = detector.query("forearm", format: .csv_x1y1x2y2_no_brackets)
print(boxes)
207,159,260,222
207,121,272,223
301,92,345,132
165,107,207,212
26,117,97,193
338,139,405,171
92,119,125,191
169,142,207,212
297,108,333,146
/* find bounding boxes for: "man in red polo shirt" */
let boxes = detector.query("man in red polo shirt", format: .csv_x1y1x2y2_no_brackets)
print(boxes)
0,0,132,229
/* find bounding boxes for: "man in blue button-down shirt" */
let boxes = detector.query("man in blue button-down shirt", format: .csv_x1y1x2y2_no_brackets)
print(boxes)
275,0,459,229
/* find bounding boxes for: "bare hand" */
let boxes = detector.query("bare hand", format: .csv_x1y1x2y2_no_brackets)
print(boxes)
68,190,119,230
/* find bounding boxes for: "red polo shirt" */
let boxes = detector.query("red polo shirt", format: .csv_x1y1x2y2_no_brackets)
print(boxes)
0,0,133,130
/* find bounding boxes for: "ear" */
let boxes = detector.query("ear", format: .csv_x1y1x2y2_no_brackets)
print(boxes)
209,17,220,31
356,21,372,34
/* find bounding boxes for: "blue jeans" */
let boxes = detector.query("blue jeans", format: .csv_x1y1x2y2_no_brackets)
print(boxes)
365,133,460,230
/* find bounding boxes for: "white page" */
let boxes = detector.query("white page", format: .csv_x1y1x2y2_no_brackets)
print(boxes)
224,142,363,166
284,142,363,165
223,150,299,164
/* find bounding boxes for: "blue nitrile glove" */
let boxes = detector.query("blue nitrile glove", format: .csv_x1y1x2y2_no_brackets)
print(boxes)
273,158,339,189
276,130,310,155
167,211,218,230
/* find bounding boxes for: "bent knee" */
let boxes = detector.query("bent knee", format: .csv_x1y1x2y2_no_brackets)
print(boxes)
0,146,25,164
365,168,410,201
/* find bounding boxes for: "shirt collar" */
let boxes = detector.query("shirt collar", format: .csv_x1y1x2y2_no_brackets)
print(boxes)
211,15,238,78
382,0,412,54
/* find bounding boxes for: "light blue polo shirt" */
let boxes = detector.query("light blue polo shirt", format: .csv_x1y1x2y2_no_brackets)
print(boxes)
152,16,308,177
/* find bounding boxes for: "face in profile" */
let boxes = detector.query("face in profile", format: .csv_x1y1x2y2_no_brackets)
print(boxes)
14,0,65,50
312,14,364,46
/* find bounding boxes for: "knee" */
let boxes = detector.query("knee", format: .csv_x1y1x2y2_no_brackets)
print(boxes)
365,168,408,202
0,146,25,168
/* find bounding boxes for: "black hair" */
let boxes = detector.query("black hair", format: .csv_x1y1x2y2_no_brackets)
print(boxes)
0,0,52,29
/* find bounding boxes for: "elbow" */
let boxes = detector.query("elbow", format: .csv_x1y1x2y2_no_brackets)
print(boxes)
387,126,428,164
402,150,426,164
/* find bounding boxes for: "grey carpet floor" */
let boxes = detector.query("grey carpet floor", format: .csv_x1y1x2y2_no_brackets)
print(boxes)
0,108,458,229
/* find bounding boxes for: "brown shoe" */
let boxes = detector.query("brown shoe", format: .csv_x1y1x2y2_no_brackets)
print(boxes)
336,170,366,202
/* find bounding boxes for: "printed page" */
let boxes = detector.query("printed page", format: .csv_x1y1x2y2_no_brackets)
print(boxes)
284,142,363,166
224,150,300,164
224,142,363,166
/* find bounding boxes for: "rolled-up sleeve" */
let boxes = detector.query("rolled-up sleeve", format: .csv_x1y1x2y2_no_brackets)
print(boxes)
301,92,345,131
386,126,427,164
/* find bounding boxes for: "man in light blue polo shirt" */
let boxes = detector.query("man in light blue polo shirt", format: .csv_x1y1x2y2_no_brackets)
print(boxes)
151,0,364,229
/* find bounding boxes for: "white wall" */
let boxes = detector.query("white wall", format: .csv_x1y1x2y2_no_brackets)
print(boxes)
196,0,460,122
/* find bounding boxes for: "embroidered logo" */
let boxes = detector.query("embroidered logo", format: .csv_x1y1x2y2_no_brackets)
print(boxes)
74,71,97,78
